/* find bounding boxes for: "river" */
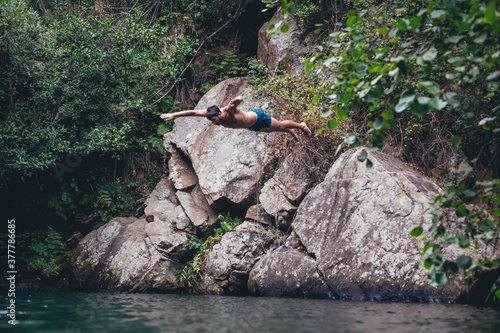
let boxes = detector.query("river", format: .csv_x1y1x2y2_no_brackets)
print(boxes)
1,292,499,332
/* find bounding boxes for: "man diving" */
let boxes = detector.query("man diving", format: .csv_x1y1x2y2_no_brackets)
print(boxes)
160,96,312,140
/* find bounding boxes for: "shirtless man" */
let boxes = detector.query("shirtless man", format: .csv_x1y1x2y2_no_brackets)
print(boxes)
160,96,312,139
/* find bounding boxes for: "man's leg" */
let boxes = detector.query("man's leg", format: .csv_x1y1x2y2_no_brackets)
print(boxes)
260,118,312,138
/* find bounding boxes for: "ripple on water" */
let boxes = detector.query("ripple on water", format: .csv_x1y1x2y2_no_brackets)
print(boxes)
0,292,499,333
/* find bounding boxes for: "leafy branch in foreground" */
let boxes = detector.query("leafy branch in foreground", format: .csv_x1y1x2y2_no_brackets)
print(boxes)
273,0,499,300
411,179,500,301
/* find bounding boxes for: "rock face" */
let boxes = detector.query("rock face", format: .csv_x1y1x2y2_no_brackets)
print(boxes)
71,77,276,292
72,217,179,292
248,148,490,301
164,77,272,213
200,221,276,294
248,247,331,298
257,11,307,71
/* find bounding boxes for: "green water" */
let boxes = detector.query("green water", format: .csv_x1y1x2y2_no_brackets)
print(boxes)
1,292,499,332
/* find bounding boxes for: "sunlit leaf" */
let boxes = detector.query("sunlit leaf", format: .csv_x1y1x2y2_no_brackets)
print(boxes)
327,119,339,130
280,24,290,33
410,226,424,237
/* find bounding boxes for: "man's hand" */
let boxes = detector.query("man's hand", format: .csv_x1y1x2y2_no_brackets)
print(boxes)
160,113,175,121
229,96,243,108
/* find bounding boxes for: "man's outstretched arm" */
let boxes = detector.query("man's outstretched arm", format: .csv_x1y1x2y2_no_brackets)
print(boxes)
160,109,207,121
229,96,243,108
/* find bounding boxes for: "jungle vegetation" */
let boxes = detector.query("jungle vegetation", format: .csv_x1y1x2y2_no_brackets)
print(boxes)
0,0,498,301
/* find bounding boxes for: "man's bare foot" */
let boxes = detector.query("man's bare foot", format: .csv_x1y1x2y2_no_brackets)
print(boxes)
286,128,299,140
301,122,312,137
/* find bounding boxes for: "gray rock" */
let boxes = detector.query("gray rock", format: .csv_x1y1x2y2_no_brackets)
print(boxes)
276,152,313,205
289,148,473,301
257,11,307,71
166,77,272,213
245,204,273,225
259,177,297,225
168,149,198,190
145,218,191,262
72,217,179,292
176,184,219,235
248,247,331,298
200,221,275,294
144,177,188,227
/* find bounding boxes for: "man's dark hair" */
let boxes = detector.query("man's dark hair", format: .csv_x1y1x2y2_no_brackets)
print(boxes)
206,105,221,120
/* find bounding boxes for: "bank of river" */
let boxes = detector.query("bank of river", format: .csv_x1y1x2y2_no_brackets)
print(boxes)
1,292,499,332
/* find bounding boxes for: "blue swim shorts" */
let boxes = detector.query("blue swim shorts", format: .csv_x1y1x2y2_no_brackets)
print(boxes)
246,109,272,131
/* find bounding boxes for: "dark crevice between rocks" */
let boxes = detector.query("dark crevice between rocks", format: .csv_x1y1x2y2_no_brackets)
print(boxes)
289,227,341,300
236,1,276,57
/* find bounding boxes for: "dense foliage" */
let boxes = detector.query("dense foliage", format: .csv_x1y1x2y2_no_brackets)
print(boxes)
0,0,195,180
267,0,499,301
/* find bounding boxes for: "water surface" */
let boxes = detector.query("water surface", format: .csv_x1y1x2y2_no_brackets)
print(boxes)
1,292,499,332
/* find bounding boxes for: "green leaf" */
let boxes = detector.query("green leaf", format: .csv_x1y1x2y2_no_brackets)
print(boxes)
444,92,460,107
430,10,446,18
280,24,290,33
312,94,322,104
347,16,356,27
341,94,356,104
357,149,367,162
366,159,373,168
444,35,464,44
411,101,428,117
395,100,409,113
456,204,467,217
485,0,497,24
458,234,470,249
378,27,389,35
373,116,385,130
435,272,448,285
456,255,472,270
337,107,348,121
356,63,368,75
473,32,487,44
410,16,423,29
397,19,408,30
451,136,461,148
422,47,438,61
410,226,424,237
345,135,356,144
326,119,339,130
305,62,315,71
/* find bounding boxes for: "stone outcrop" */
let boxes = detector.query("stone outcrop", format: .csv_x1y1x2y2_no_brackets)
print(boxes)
70,15,498,299
72,217,179,292
164,77,273,213
249,148,497,301
257,11,308,71
199,221,276,294
259,152,313,227
248,247,331,298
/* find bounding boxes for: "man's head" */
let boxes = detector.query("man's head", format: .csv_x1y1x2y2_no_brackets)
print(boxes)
206,105,222,125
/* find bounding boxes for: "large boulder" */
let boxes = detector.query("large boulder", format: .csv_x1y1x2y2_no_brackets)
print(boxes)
164,77,273,213
248,247,332,298
257,11,308,71
199,221,276,295
249,148,492,301
71,217,179,292
259,152,313,226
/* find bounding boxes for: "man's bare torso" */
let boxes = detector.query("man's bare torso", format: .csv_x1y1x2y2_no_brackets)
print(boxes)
219,104,258,129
